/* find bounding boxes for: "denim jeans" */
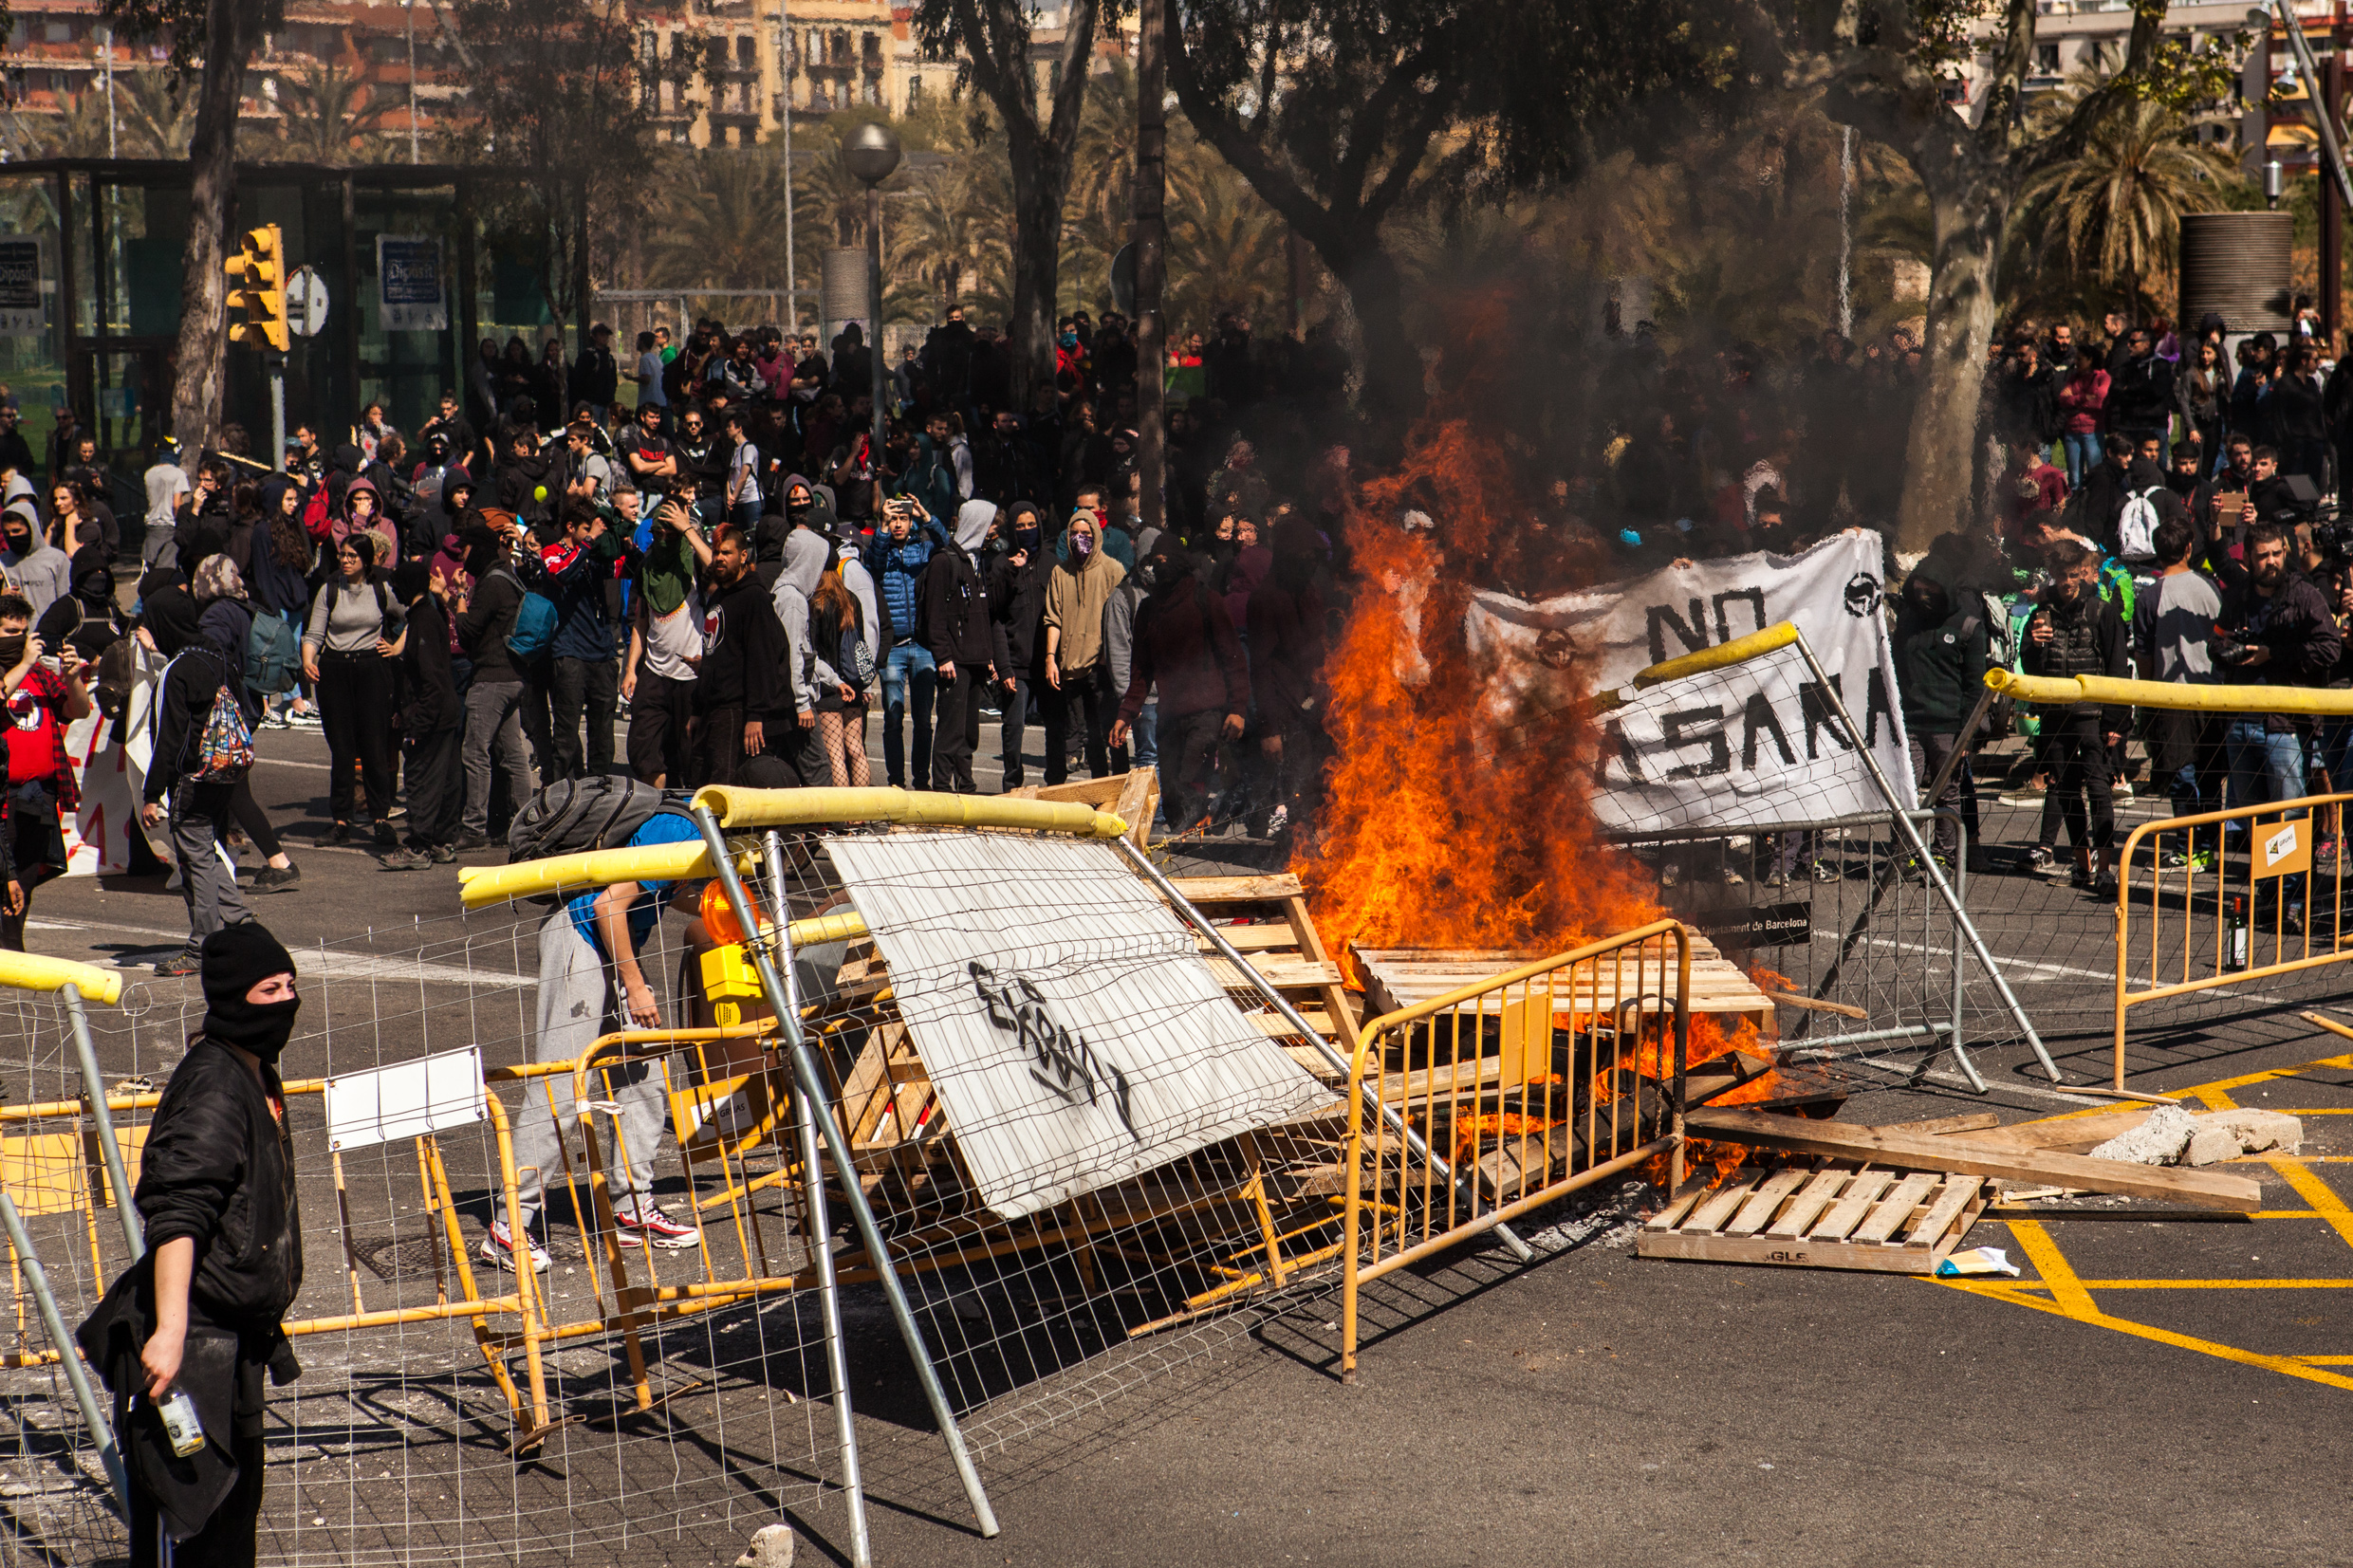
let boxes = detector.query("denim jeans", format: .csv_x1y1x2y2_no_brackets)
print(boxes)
2224,718,2309,906
1130,699,1159,769
2061,431,2103,490
880,640,937,787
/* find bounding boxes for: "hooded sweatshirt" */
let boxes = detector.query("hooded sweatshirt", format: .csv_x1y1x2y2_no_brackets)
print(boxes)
770,527,834,715
954,500,997,567
1043,517,1125,673
1,502,69,618
333,476,400,569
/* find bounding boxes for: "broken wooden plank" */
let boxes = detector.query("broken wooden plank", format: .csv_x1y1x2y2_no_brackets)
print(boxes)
1685,1107,2261,1212
1760,988,1868,1021
1946,1107,2153,1154
1167,874,1307,902
1883,1113,2000,1136
1905,1175,1982,1249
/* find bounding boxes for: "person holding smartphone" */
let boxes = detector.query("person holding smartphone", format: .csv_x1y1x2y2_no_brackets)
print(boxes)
0,591,83,949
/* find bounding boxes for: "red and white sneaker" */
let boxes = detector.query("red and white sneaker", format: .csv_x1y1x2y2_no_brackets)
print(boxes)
616,1202,700,1249
481,1219,550,1274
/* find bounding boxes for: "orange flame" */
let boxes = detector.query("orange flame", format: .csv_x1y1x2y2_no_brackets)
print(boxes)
1295,411,1658,971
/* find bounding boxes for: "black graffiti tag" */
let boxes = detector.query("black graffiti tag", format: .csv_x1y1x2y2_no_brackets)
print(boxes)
970,961,1141,1143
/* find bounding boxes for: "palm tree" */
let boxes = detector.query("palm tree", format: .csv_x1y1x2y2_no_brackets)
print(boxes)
1165,150,1288,335
118,66,197,159
264,60,395,163
899,162,995,315
1068,59,1139,238
645,152,798,312
2017,86,2232,314
3,88,114,159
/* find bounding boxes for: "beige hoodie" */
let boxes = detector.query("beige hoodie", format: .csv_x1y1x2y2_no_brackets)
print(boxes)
1043,512,1127,673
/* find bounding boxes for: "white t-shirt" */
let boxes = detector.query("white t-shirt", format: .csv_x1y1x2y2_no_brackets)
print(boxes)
641,593,703,681
143,462,189,527
638,351,668,407
729,440,762,507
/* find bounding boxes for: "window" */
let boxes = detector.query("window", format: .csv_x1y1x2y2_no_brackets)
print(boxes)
907,72,924,109
735,34,753,69
862,30,880,62
830,29,849,65
45,20,71,42
2034,42,2059,75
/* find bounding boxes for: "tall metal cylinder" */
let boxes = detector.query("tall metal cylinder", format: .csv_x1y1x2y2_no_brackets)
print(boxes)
820,248,868,357
2178,212,2294,333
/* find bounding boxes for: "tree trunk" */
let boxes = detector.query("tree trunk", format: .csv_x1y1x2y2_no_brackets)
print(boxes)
1896,179,2004,552
1005,141,1065,412
169,0,256,451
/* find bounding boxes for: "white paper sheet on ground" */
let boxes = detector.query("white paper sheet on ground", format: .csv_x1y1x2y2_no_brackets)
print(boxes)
824,832,1331,1221
324,1046,487,1153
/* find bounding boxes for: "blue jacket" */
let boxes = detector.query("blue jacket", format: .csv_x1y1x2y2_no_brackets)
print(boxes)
862,515,951,643
534,526,626,662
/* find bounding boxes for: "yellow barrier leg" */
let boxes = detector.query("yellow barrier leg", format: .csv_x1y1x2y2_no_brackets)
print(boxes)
484,1094,552,1437
423,1126,525,1423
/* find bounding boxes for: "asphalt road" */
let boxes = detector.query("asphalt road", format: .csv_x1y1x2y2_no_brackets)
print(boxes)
5,723,2348,1567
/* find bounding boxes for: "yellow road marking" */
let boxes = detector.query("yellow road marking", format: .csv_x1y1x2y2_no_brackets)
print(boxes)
2168,1054,2353,1096
2062,1278,2353,1289
1942,1277,2353,1393
2004,1220,2097,1317
2263,1155,2353,1249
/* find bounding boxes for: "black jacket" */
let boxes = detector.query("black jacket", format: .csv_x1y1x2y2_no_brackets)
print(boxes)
144,642,236,804
2218,573,2342,731
455,563,525,683
1120,576,1249,724
694,573,790,718
398,594,461,733
1894,595,1991,734
916,546,998,668
988,549,1051,672
135,1038,305,1330
2106,351,2176,431
2022,587,2128,732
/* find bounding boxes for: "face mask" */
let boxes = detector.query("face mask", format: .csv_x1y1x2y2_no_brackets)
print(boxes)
1060,332,1079,349
1013,526,1040,551
1072,534,1094,558
0,637,23,667
204,990,303,1065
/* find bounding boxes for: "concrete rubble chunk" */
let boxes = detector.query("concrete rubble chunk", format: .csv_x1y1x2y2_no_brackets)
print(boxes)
734,1523,795,1568
2087,1102,2196,1166
2184,1108,2304,1164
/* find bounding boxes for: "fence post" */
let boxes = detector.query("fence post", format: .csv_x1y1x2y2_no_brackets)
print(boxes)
63,985,143,1260
0,1194,129,1521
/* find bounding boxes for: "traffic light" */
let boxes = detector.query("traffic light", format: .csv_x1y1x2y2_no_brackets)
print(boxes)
223,225,288,352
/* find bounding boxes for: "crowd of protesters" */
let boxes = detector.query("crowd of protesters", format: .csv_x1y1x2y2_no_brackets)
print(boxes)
0,304,1339,970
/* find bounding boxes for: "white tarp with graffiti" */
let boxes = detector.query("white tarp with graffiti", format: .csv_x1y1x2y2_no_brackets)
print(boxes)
1465,531,1917,834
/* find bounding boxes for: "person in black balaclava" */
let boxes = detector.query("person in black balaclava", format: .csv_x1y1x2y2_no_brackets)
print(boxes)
79,920,304,1567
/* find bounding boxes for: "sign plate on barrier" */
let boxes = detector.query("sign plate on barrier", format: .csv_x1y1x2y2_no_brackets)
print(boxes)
2259,821,2309,879
324,1046,485,1152
1693,900,1812,951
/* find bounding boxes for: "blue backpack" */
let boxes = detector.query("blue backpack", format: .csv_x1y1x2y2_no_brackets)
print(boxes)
245,607,301,696
491,563,556,663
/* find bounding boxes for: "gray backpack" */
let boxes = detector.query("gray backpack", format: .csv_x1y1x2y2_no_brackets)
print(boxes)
506,777,683,893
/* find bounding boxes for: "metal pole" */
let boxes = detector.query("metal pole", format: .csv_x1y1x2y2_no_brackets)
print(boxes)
0,1195,129,1519
760,833,870,1568
1111,837,1536,1264
1920,682,1996,814
689,805,999,1540
269,354,287,474
866,182,887,461
1134,0,1167,539
405,0,421,166
63,986,142,1259
2278,0,2353,211
1790,630,2061,1081
1836,125,1853,340
781,0,798,336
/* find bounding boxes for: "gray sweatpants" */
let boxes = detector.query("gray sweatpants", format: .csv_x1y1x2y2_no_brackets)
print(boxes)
168,780,250,950
510,912,671,1226
462,678,536,835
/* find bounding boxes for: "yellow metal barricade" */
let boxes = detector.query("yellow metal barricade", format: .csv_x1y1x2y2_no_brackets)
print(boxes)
2113,789,2353,1089
1340,919,1690,1378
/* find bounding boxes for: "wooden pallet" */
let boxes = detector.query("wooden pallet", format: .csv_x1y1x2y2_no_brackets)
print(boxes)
1352,935,1777,1022
1635,1163,1990,1273
1165,873,1359,1077
1006,767,1160,853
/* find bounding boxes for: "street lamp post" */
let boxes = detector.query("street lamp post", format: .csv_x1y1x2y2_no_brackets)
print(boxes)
404,0,421,165
843,120,900,473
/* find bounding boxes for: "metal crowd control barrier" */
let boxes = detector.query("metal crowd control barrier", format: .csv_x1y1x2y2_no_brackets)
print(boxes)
1340,919,1690,1380
2113,788,2353,1089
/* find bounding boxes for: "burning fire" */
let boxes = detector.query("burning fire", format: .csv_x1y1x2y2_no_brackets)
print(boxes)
1295,379,1788,1189
1295,413,1657,968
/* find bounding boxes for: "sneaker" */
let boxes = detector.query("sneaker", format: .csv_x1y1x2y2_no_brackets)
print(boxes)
2189,849,2220,874
1761,869,1788,889
1266,804,1289,837
250,862,303,894
379,846,434,870
1721,866,1747,888
2158,848,2190,870
153,949,201,977
457,829,491,850
2111,780,2136,803
287,709,324,729
2068,862,2092,889
616,1202,700,1249
2091,870,2119,898
374,821,398,848
327,821,354,845
1658,862,1680,889
2285,905,2307,936
2024,844,2058,875
260,711,290,730
2319,839,2340,867
480,1219,551,1274
1808,860,1840,883
428,843,457,864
